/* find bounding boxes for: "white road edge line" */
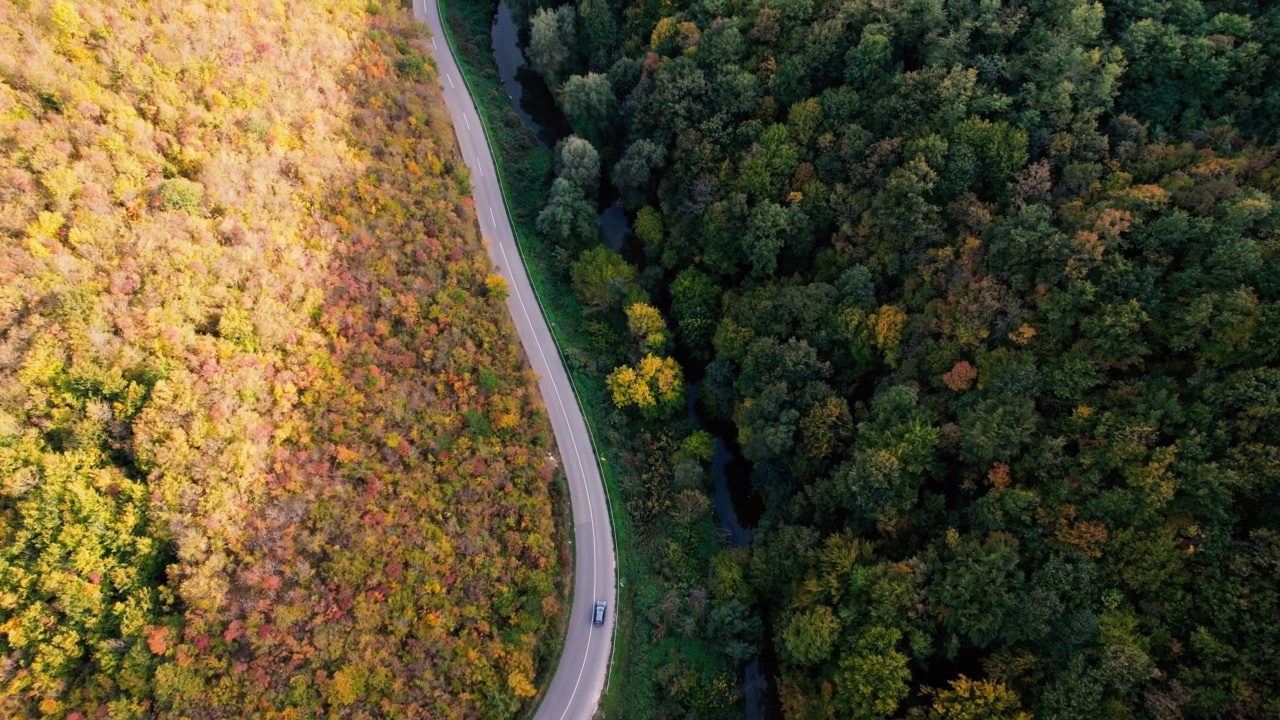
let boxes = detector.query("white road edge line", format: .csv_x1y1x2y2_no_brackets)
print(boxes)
493,236,598,720
417,2,606,718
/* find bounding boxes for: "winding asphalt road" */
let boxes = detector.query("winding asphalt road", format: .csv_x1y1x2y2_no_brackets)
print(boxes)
411,1,617,718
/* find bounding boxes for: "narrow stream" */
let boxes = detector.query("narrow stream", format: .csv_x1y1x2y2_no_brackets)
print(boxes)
489,0,568,147
597,202,630,252
487,3,772,715
715,449,771,720
490,0,631,253
687,388,772,720
489,0,542,141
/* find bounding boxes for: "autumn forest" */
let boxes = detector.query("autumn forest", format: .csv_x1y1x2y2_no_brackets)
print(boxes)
496,0,1280,716
2,0,564,717
4,0,1280,717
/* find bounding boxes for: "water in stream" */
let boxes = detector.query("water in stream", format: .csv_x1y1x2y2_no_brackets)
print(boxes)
489,0,568,147
712,442,774,720
487,3,774,715
686,388,773,719
490,0,633,253
597,202,630,252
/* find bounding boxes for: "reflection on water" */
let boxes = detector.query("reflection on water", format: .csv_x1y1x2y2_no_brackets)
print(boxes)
711,437,753,548
687,388,772,720
490,0,569,147
598,202,629,251
489,1,538,135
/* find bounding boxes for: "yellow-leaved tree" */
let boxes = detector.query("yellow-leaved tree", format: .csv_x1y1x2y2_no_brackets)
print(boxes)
606,354,684,419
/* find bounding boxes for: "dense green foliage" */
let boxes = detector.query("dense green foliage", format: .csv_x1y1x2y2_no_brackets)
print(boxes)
0,1,565,716
513,0,1280,716
440,4,742,718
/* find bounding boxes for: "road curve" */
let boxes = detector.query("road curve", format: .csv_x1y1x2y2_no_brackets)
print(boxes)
411,1,617,718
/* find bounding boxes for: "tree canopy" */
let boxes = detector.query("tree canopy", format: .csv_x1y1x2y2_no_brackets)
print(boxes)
0,1,564,716
517,0,1280,715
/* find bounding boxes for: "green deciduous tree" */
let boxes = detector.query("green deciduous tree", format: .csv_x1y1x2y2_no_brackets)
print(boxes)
529,6,577,85
561,72,613,142
929,532,1026,648
633,205,663,250
611,138,665,209
537,177,599,252
554,135,601,192
959,396,1040,466
576,0,616,71
705,599,763,666
570,246,637,315
833,626,911,720
778,605,840,667
744,200,790,279
669,267,721,362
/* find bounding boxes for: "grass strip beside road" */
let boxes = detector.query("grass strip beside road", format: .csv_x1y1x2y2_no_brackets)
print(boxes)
434,0,640,713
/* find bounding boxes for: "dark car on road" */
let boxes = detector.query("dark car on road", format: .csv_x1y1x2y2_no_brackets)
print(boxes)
593,600,607,626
